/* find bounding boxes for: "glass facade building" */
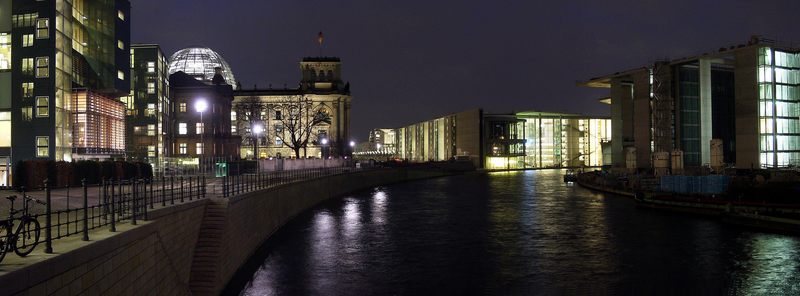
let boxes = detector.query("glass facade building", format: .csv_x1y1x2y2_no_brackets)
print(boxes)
583,38,800,169
4,0,130,167
384,109,610,170
125,44,170,166
758,47,800,167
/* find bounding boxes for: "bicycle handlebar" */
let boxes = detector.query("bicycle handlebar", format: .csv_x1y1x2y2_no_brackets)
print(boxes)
22,195,46,205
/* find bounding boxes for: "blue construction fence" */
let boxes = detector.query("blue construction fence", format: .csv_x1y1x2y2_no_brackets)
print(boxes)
660,175,731,195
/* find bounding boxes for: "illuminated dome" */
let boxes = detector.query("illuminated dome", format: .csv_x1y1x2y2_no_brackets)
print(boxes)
168,47,237,89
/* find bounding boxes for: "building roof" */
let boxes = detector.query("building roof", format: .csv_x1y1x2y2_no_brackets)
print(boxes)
302,56,341,62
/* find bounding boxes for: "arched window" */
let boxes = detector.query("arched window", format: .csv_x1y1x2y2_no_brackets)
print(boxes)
319,70,326,81
327,70,334,80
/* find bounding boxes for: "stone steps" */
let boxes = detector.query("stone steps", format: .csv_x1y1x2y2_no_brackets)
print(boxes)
187,199,229,296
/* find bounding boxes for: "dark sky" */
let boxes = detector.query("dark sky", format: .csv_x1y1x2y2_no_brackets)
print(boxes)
131,0,800,140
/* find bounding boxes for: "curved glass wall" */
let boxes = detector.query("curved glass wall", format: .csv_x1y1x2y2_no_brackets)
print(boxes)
168,47,237,89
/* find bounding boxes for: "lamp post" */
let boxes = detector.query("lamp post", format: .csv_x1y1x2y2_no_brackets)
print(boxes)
195,99,208,175
252,123,264,160
349,140,355,157
321,138,329,167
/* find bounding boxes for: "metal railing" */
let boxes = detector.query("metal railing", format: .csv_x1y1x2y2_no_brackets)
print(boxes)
2,176,207,255
215,166,368,198
1,164,372,261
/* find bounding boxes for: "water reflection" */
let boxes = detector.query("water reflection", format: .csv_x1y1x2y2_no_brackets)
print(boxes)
237,170,800,295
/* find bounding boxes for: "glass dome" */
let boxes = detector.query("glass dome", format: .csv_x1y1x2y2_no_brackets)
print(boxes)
168,47,237,89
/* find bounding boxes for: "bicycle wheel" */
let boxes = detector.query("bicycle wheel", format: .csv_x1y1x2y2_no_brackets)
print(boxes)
0,222,12,263
14,217,40,257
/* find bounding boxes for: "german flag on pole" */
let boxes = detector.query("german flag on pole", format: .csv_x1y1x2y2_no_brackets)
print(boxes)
318,32,324,45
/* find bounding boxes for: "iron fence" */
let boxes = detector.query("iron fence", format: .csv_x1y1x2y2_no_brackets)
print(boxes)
1,176,207,255
1,164,372,260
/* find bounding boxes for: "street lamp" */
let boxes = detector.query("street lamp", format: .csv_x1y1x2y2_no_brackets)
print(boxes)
195,99,208,175
252,123,264,160
320,138,329,167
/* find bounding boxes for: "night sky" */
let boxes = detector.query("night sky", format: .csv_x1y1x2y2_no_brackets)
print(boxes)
131,0,800,140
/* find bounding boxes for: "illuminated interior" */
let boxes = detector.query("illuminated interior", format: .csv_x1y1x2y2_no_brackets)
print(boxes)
758,47,800,167
71,90,126,155
0,33,10,70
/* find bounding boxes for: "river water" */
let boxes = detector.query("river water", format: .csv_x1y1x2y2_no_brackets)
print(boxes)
230,170,800,295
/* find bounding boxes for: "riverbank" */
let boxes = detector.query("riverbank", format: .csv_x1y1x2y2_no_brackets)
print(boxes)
575,172,800,235
0,166,473,296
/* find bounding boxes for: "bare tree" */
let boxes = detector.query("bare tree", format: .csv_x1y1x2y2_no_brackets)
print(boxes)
233,96,267,158
275,95,331,158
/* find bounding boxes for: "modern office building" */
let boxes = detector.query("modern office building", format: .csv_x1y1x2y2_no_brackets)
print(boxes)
1,0,130,185
168,70,240,167
394,109,483,167
124,44,170,165
582,37,800,169
386,109,610,170
231,57,352,159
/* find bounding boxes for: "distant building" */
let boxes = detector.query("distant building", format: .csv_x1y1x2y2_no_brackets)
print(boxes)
124,44,170,167
231,57,352,159
581,37,800,169
0,0,131,186
169,70,240,167
376,109,610,170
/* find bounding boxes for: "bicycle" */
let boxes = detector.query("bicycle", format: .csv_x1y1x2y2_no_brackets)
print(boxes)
0,195,44,263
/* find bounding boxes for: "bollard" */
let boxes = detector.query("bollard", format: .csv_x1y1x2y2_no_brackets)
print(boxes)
82,179,89,241
110,179,116,232
223,175,228,197
149,178,154,210
44,179,53,253
180,176,184,203
162,176,166,207
170,176,175,205
189,176,193,201
131,179,138,225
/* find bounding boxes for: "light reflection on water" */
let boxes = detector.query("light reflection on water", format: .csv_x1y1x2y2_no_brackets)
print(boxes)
237,170,800,295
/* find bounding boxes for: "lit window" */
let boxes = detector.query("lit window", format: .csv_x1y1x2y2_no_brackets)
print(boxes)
196,122,204,134
0,112,9,147
179,143,187,154
20,58,33,75
22,34,33,47
117,10,125,21
147,82,155,94
231,125,237,134
147,145,156,157
21,107,33,121
178,123,187,135
275,137,283,146
36,136,48,157
117,70,124,80
35,57,48,78
117,40,124,50
147,62,155,73
36,96,48,117
35,18,49,39
147,124,156,136
146,103,156,116
179,102,186,112
196,143,203,155
22,82,34,97
231,111,236,121
0,33,10,70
